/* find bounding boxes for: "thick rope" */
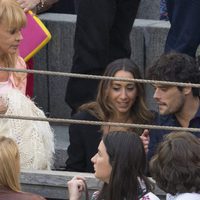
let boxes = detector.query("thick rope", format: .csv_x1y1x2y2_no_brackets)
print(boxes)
0,68,200,88
0,114,199,133
0,68,199,133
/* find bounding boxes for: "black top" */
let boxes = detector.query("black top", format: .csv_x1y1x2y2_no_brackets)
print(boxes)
66,111,102,172
148,106,200,160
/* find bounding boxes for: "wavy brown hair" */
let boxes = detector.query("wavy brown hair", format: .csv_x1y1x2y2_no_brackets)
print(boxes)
150,131,200,195
80,58,154,134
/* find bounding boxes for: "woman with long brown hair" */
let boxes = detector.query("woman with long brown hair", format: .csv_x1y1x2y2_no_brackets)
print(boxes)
66,58,153,172
68,131,159,200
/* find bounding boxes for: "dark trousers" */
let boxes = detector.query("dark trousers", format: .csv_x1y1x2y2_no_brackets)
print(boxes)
165,0,200,57
65,0,140,113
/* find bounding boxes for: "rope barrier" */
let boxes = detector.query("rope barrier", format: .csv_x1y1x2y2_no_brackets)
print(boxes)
0,67,199,133
0,114,200,133
0,68,200,88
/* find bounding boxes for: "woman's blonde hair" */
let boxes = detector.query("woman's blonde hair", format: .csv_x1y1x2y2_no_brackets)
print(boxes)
0,0,26,81
0,136,21,192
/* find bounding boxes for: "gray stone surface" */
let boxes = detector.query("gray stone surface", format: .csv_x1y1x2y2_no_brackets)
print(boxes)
137,0,160,20
142,20,170,110
52,125,69,169
46,15,75,118
21,170,101,200
130,26,145,75
20,170,166,200
34,14,76,118
33,43,49,114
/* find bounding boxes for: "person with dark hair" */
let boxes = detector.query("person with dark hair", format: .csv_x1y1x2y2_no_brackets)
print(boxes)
147,52,200,159
66,58,153,172
65,0,141,114
164,0,200,58
150,131,200,200
68,131,160,200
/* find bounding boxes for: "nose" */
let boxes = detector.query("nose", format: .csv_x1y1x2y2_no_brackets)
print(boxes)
153,88,161,100
16,31,23,41
91,154,96,163
120,88,128,99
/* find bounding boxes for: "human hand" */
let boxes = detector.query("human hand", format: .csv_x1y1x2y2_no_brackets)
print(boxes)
140,129,150,153
67,176,87,200
16,0,40,12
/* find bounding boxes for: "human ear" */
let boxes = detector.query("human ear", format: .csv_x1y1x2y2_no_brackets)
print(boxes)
183,86,192,95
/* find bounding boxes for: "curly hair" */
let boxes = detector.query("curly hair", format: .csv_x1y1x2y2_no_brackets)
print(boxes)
147,52,200,97
150,131,200,195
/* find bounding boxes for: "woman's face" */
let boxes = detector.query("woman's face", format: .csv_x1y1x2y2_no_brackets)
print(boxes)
108,70,138,117
0,21,23,56
91,141,112,183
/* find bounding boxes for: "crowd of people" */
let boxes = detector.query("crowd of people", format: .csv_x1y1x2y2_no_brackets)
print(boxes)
0,0,199,200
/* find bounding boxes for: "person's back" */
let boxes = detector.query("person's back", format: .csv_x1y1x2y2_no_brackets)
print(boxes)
0,136,46,200
150,131,200,199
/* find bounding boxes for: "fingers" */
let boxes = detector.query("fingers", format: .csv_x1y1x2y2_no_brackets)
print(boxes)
16,0,40,11
141,129,149,138
67,176,87,200
140,129,150,153
68,176,86,191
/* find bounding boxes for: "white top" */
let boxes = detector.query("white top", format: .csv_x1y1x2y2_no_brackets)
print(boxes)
0,89,54,170
140,192,160,200
0,79,12,94
166,193,200,200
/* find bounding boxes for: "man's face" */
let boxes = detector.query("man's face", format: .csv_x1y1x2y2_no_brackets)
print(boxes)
153,85,185,115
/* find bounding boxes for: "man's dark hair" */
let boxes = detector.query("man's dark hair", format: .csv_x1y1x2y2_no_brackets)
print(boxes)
147,52,200,96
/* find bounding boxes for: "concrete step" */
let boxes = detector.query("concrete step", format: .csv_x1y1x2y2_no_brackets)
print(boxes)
51,124,69,169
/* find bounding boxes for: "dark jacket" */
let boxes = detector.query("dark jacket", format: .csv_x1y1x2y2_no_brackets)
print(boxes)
148,107,200,160
0,188,46,200
66,111,102,172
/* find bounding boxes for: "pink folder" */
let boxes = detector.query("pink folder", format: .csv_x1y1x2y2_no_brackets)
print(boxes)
19,11,51,62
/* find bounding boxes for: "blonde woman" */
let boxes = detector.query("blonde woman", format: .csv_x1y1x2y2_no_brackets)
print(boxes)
0,136,46,200
0,0,54,170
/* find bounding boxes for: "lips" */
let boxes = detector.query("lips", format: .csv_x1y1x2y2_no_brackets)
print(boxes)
116,102,129,107
12,45,19,48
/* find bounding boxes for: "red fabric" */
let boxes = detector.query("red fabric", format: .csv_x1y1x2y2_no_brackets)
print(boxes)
25,59,34,97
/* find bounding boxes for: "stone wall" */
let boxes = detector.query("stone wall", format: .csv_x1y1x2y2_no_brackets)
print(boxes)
21,170,166,200
137,0,160,20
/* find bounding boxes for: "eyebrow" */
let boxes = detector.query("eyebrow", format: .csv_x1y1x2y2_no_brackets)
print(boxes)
112,82,135,86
